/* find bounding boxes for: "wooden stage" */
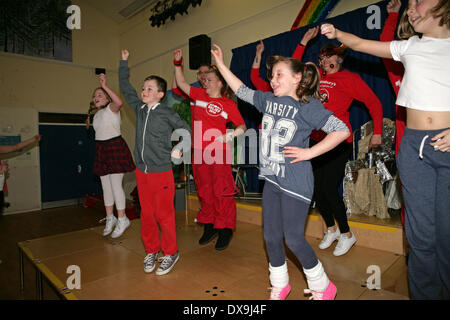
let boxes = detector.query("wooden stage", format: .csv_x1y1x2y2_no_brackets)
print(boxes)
18,196,409,300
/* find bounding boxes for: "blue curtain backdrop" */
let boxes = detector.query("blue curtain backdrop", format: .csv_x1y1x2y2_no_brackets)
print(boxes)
230,0,399,143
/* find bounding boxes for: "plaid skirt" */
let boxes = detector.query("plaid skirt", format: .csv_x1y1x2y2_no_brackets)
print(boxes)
93,136,135,176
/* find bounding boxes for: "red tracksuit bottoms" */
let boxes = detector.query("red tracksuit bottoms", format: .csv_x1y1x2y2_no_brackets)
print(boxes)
193,150,237,230
136,168,177,255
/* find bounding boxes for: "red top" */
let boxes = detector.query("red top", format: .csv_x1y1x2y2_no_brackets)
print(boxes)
251,44,383,142
312,69,383,142
189,87,245,150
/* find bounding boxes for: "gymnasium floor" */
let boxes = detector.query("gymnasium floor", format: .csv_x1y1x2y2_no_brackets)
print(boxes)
0,202,409,300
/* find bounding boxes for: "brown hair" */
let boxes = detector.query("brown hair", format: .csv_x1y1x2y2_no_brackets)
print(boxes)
86,87,111,129
398,0,450,39
266,56,323,104
319,43,348,71
143,75,167,99
207,65,232,98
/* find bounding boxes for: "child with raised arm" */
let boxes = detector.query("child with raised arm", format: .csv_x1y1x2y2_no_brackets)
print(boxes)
211,44,350,300
88,74,136,239
321,0,450,299
173,49,246,251
119,49,191,275
1,134,42,214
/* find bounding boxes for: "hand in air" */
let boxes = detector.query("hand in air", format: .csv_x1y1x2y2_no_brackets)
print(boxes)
301,26,319,46
386,0,401,13
211,44,224,66
321,23,337,39
173,49,183,61
121,49,129,60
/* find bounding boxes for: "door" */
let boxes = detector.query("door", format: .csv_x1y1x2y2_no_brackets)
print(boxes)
39,124,102,207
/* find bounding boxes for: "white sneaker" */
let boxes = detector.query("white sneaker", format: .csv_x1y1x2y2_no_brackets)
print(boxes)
102,215,117,236
318,228,340,250
111,216,130,238
333,233,356,256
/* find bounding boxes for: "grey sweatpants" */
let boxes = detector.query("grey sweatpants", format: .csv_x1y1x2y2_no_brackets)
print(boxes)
397,127,450,300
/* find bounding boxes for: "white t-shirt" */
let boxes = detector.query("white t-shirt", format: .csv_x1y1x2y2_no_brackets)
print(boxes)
390,35,450,111
93,104,121,140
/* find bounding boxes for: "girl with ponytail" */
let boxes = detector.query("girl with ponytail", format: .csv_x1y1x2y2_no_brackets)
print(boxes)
211,44,350,300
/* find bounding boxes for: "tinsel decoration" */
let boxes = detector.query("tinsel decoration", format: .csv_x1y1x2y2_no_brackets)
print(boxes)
149,0,203,27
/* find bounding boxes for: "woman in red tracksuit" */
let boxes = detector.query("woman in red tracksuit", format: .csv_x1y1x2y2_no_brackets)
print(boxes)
251,29,383,256
173,49,246,251
379,0,406,226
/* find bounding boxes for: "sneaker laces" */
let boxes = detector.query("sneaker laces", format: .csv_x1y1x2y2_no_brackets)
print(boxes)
304,288,323,300
268,287,283,300
159,255,175,269
144,253,157,265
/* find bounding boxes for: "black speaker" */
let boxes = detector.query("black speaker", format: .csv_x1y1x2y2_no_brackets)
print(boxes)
189,34,211,70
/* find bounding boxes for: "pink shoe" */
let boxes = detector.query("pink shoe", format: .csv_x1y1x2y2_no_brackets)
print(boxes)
304,281,337,300
269,284,291,300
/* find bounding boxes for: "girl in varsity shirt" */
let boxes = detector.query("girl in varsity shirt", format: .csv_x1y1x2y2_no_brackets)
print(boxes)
88,73,135,239
321,0,450,300
251,29,383,257
211,44,350,300
173,49,247,251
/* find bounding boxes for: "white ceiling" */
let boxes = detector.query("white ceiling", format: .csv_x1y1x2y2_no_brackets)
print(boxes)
87,0,156,23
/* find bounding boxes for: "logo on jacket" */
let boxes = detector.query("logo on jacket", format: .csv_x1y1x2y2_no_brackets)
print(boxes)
320,89,330,103
206,102,223,117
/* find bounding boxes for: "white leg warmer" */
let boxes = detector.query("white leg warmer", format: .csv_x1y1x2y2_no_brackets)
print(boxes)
269,262,289,288
303,260,329,292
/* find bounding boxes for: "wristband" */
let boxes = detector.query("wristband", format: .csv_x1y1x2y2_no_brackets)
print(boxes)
173,57,183,66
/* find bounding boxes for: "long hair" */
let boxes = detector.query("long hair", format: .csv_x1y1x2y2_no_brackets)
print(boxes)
266,56,323,104
398,0,450,39
86,87,111,129
207,65,232,98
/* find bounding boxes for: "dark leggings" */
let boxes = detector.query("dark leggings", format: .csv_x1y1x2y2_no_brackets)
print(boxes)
311,141,352,233
262,181,318,269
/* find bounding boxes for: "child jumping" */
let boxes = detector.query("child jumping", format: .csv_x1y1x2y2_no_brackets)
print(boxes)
321,0,450,299
119,49,191,275
211,44,350,300
88,74,135,239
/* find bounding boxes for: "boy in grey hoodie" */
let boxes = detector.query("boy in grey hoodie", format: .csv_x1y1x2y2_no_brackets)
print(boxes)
119,49,191,275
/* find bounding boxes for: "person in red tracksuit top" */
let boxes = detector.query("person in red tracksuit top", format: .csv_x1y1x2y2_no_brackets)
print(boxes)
173,49,247,251
380,0,406,226
251,28,384,256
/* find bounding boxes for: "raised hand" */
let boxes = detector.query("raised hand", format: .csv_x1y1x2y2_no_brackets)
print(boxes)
211,44,224,66
121,49,129,60
386,0,401,13
173,49,183,61
99,73,106,87
256,40,264,56
301,26,319,46
321,23,337,39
